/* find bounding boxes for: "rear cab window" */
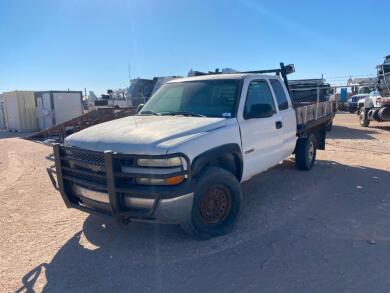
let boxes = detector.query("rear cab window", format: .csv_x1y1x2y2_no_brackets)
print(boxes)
270,79,289,111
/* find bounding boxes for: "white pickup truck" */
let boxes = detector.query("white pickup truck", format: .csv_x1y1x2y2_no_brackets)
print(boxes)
48,63,335,239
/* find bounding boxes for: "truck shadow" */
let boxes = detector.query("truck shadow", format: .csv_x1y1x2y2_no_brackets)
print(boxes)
18,160,390,292
369,125,390,132
327,125,378,140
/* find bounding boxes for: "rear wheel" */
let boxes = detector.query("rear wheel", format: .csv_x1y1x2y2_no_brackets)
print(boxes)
295,134,316,170
181,167,242,240
359,108,370,127
326,120,333,132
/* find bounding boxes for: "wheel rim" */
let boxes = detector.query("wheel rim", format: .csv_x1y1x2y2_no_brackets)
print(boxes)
308,141,315,162
360,111,365,124
199,185,231,224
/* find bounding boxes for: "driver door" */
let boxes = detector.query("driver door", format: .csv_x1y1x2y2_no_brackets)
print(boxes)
239,79,284,180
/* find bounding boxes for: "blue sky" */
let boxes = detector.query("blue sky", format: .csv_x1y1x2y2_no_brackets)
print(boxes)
0,0,389,95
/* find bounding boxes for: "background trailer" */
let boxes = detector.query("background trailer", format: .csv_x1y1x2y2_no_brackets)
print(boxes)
3,91,39,132
35,91,83,130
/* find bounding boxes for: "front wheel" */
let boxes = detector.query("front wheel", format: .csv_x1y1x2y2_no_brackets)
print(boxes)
357,105,363,115
181,167,242,240
295,134,317,170
359,108,370,127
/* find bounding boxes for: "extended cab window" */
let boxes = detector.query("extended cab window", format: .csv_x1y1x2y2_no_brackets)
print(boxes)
270,79,289,110
140,80,240,118
244,80,276,119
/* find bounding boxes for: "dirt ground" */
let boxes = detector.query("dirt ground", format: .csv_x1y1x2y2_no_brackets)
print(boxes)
1,113,389,293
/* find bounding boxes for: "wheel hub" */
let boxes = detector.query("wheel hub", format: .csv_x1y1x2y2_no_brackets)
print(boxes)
308,141,314,162
199,186,231,224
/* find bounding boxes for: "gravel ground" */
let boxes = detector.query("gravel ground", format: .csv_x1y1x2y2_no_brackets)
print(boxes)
0,113,389,293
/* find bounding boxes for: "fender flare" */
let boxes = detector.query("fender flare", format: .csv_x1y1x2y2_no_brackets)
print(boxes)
191,143,243,181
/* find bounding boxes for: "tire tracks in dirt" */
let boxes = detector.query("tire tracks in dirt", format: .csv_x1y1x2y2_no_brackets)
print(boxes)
0,152,24,194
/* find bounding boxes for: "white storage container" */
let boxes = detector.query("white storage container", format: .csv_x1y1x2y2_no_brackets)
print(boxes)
3,91,39,131
35,91,83,130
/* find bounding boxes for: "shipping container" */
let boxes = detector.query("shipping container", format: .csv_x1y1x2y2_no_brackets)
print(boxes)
3,91,39,131
35,91,83,130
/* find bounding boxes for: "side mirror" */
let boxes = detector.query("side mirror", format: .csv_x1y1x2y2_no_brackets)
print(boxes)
285,64,295,74
245,104,274,119
136,104,144,113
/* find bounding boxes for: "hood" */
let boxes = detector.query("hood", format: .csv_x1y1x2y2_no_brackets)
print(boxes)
65,115,226,154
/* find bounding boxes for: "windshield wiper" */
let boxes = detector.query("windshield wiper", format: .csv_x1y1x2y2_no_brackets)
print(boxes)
160,111,206,117
139,110,160,116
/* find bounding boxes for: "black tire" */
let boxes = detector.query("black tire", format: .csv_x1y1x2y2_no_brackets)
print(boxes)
359,108,370,127
181,167,242,240
349,108,355,113
295,134,316,170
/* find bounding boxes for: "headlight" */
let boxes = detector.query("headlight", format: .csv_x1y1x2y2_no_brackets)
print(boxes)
136,175,184,185
137,157,182,167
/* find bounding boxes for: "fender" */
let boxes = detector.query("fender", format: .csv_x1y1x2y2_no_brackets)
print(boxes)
191,143,243,181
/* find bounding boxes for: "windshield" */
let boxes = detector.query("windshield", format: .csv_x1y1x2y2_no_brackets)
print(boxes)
140,80,241,118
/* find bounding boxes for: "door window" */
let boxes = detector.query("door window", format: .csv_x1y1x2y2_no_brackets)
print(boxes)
244,80,276,119
270,79,289,110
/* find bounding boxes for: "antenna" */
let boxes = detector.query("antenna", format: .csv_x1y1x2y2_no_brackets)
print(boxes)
128,64,131,84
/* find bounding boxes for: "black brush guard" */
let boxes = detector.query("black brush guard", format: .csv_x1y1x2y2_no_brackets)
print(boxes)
47,144,192,224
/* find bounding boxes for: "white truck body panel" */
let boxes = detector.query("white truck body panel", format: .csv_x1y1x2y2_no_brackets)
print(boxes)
166,117,242,162
236,75,297,180
239,112,283,180
268,78,297,159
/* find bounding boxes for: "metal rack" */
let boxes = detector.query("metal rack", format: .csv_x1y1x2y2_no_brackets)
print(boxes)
27,107,137,142
191,63,295,94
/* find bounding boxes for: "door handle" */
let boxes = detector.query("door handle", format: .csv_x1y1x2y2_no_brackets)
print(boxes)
275,121,283,129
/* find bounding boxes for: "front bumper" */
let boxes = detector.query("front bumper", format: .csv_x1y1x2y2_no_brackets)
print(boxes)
346,102,357,111
48,144,194,224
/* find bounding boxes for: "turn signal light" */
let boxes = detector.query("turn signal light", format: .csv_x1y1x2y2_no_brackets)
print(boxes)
166,175,184,185
136,175,184,185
